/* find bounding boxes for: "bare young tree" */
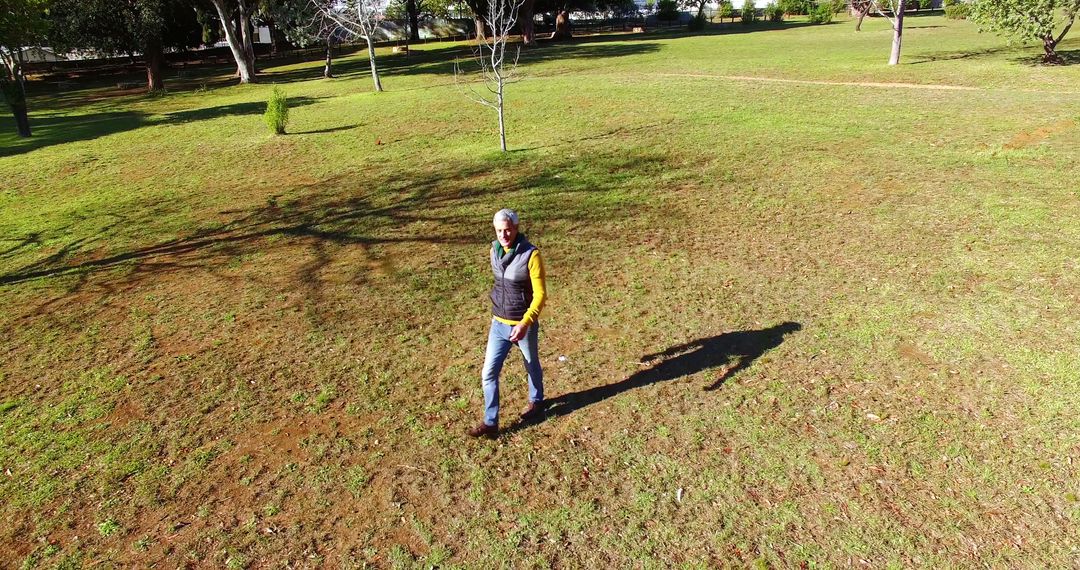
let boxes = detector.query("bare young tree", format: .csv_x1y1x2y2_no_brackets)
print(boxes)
275,0,340,78
872,0,907,64
315,0,386,92
456,0,526,152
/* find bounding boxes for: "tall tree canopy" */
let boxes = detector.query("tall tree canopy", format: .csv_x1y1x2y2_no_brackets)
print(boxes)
50,0,201,91
971,0,1078,63
1,0,49,136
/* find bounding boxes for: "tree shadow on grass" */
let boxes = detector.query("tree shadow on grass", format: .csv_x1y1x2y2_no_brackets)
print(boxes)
0,146,677,330
906,45,1021,65
288,123,363,135
0,111,146,157
506,322,803,434
0,97,323,157
259,41,663,84
1012,49,1080,66
548,18,820,44
907,44,1080,67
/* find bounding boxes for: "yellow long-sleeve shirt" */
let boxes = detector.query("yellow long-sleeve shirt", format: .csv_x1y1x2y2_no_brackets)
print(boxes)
493,249,546,327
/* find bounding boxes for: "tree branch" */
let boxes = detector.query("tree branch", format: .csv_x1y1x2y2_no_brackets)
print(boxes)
1054,13,1075,47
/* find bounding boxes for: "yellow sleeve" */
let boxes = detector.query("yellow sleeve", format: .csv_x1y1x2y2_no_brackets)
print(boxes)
519,250,547,327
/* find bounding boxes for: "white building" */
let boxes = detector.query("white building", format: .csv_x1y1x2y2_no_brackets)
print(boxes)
15,46,68,63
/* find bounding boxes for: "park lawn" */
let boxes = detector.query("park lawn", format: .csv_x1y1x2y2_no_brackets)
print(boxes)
2,13,1079,568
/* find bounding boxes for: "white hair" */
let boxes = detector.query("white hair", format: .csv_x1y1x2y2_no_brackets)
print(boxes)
493,208,519,226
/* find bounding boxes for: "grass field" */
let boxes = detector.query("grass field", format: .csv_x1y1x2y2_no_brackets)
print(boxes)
2,13,1079,568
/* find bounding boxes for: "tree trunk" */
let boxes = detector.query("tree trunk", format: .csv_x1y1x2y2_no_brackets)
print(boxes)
474,17,486,40
496,81,506,152
2,63,31,137
551,10,572,40
324,38,334,78
521,0,537,46
11,102,31,137
145,39,165,92
268,19,280,57
366,38,383,92
1042,34,1062,64
240,1,258,74
209,0,256,83
407,0,421,42
855,10,866,31
888,2,905,65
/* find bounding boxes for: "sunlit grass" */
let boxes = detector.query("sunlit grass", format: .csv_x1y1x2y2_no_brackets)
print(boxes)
2,13,1079,568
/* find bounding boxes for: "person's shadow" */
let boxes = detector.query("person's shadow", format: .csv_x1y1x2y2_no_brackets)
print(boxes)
516,322,802,429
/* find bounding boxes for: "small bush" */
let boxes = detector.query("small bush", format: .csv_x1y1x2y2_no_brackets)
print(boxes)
688,9,708,29
946,2,972,17
717,0,735,20
807,1,834,22
263,86,289,135
741,0,757,23
656,0,679,20
917,0,933,9
779,0,813,14
764,2,784,20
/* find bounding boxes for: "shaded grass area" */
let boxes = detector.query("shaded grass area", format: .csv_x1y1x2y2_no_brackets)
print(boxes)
2,14,1080,569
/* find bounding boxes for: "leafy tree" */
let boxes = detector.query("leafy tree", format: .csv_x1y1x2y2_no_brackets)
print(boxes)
764,1,784,19
717,0,735,21
679,0,714,27
657,0,679,19
49,0,201,91
943,0,971,18
386,0,454,41
0,0,48,137
970,0,1078,63
779,0,813,13
741,0,757,22
807,0,834,21
194,5,222,45
269,0,339,77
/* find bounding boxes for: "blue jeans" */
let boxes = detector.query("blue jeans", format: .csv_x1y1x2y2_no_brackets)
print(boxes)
481,318,543,426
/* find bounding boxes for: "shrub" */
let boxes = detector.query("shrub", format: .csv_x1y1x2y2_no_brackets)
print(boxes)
656,0,679,20
741,0,757,22
944,2,969,17
263,86,289,135
688,9,708,29
917,0,933,9
718,0,735,19
779,0,813,14
807,1,834,22
764,2,784,20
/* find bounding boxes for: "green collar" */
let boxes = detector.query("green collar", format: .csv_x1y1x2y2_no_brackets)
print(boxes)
496,235,522,258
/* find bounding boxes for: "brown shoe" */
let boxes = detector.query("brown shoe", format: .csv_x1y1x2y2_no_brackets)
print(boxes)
519,401,548,421
466,422,498,439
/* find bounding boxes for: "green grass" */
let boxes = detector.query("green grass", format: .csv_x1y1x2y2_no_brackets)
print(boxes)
2,14,1080,568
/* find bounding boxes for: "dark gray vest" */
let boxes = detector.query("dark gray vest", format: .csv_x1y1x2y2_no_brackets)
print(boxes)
490,236,536,321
